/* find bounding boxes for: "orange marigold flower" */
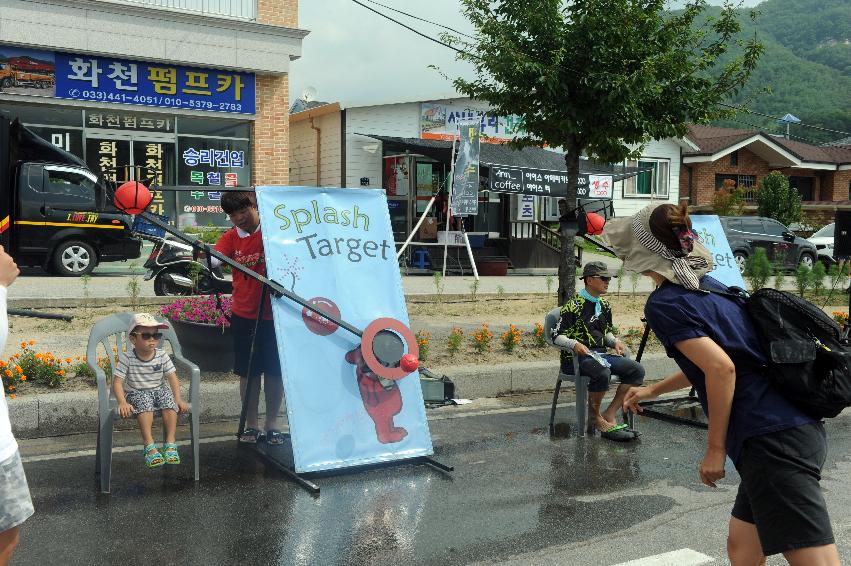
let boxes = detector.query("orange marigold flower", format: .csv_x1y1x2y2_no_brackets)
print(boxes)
20,375,26,381
3,369,9,377
9,394,16,399
59,370,66,376
20,342,26,349
28,339,35,345
14,366,22,374
65,358,72,364
0,360,6,368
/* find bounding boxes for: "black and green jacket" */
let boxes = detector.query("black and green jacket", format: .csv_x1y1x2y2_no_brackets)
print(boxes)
551,294,616,365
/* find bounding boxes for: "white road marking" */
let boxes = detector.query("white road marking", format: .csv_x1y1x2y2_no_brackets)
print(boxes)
612,548,715,566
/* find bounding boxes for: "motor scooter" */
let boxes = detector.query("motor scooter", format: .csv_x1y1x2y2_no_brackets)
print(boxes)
142,234,232,296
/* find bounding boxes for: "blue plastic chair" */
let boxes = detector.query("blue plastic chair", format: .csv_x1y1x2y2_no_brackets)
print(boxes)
87,313,201,493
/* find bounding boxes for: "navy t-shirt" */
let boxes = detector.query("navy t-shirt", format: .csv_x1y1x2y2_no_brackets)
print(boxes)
644,275,816,464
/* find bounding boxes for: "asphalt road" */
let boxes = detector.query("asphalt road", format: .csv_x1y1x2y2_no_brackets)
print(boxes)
12,402,851,566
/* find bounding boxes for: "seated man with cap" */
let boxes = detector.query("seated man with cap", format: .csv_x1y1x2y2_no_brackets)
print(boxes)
550,261,645,441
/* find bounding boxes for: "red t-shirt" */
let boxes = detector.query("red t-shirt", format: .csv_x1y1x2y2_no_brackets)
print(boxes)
215,227,273,320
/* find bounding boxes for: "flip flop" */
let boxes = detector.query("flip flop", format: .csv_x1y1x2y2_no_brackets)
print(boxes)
265,430,285,446
600,423,635,442
239,427,264,444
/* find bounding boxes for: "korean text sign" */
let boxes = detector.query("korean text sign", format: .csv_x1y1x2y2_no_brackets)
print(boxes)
451,123,481,216
54,53,255,114
257,187,433,473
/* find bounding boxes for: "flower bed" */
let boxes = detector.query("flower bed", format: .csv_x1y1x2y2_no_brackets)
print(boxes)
160,295,234,372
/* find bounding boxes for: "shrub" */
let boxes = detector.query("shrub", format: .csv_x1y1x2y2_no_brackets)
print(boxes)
811,261,827,297
160,295,232,328
744,247,772,291
773,261,786,290
755,171,802,228
416,330,431,362
712,179,745,216
470,324,493,354
447,327,464,355
795,264,813,297
832,311,848,326
500,324,521,353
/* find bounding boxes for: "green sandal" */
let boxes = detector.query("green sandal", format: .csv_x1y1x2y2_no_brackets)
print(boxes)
144,443,165,468
162,443,181,465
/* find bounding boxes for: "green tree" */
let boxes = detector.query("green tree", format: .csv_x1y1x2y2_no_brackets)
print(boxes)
755,171,802,227
448,0,762,305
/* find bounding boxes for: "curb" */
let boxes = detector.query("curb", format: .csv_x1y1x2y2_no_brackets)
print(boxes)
8,355,677,438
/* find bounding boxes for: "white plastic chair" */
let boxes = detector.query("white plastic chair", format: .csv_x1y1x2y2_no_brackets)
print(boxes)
87,313,201,493
544,307,636,436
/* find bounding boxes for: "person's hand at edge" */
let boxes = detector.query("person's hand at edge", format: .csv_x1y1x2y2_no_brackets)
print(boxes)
0,246,20,288
614,340,627,356
118,401,134,419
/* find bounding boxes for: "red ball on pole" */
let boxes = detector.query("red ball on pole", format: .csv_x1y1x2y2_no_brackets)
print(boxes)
113,181,153,215
400,353,419,373
585,212,605,236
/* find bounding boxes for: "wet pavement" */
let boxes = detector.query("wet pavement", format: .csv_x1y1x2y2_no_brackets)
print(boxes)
12,403,851,565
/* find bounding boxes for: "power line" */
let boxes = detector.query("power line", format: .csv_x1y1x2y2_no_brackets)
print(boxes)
360,0,476,39
351,0,472,56
721,103,851,138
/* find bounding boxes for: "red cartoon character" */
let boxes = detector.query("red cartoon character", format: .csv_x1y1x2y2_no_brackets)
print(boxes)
344,345,408,444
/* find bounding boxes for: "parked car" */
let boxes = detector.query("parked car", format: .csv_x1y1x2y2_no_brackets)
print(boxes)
718,216,817,273
807,223,835,267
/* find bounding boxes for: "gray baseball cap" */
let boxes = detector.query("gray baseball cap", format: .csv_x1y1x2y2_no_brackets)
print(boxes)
581,261,614,279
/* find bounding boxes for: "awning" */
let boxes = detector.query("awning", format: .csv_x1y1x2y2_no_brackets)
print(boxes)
357,134,647,181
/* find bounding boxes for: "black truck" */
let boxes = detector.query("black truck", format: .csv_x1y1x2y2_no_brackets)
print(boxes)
0,115,141,275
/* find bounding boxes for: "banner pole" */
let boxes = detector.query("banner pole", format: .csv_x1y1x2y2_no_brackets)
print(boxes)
396,195,437,260
461,224,479,280
443,130,458,277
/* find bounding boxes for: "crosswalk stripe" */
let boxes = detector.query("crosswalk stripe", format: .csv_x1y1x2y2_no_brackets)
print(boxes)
612,548,715,566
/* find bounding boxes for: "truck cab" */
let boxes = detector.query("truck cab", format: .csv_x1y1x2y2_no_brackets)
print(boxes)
2,116,142,275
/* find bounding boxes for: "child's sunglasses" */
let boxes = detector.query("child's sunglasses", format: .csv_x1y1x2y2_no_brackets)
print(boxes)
130,331,163,340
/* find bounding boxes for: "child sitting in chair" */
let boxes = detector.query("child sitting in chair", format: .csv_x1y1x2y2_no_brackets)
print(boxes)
113,313,189,468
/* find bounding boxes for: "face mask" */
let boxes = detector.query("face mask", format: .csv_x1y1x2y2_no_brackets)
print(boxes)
673,226,698,255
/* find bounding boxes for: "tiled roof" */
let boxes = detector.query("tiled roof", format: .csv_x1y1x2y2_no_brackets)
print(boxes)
684,124,851,165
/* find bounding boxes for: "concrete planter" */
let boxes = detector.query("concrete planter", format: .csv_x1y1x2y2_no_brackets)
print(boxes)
171,319,234,372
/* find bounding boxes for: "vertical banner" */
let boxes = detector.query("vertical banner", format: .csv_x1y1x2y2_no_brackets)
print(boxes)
257,186,433,473
451,123,481,216
691,215,747,289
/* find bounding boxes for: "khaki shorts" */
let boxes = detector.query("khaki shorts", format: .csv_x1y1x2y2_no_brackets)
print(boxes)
0,451,34,532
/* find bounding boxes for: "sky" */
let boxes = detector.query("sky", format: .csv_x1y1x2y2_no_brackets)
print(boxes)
289,0,765,107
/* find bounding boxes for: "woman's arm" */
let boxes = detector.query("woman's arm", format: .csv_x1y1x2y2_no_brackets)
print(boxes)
674,336,736,488
623,370,691,412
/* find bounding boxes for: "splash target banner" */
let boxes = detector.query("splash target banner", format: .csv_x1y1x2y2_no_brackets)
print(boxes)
256,186,433,472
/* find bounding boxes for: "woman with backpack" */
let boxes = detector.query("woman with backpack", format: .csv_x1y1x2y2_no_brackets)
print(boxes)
608,202,839,566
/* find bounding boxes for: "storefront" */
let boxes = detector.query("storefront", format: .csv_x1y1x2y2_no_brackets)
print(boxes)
0,45,257,228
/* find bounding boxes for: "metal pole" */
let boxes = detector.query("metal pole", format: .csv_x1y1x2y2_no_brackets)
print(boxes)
442,131,458,277
396,195,437,259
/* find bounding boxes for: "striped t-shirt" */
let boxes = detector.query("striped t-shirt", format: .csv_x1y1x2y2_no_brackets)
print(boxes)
114,349,176,392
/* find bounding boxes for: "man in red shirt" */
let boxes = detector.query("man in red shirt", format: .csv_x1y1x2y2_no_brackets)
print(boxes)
215,191,284,445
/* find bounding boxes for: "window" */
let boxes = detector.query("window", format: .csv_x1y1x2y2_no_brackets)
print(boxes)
730,150,738,166
740,218,765,234
43,167,97,211
763,219,787,236
715,174,757,201
623,159,669,198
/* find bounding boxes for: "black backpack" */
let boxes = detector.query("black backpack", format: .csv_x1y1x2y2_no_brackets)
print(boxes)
706,286,851,419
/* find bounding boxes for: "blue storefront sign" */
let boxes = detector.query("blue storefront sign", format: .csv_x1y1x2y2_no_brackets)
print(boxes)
54,52,255,114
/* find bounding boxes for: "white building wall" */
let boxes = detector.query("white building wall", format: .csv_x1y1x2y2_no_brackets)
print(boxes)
612,138,682,217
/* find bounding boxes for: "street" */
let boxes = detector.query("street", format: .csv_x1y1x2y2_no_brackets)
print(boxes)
13,401,851,565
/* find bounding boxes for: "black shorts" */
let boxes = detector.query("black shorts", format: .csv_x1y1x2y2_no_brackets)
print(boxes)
732,422,834,556
231,314,282,378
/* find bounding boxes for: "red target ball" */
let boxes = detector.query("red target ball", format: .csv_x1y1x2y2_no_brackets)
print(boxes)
113,181,152,215
400,353,419,373
585,212,605,235
301,297,341,336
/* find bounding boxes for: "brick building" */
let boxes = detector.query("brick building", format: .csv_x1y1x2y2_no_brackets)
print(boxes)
681,125,851,216
0,0,306,227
